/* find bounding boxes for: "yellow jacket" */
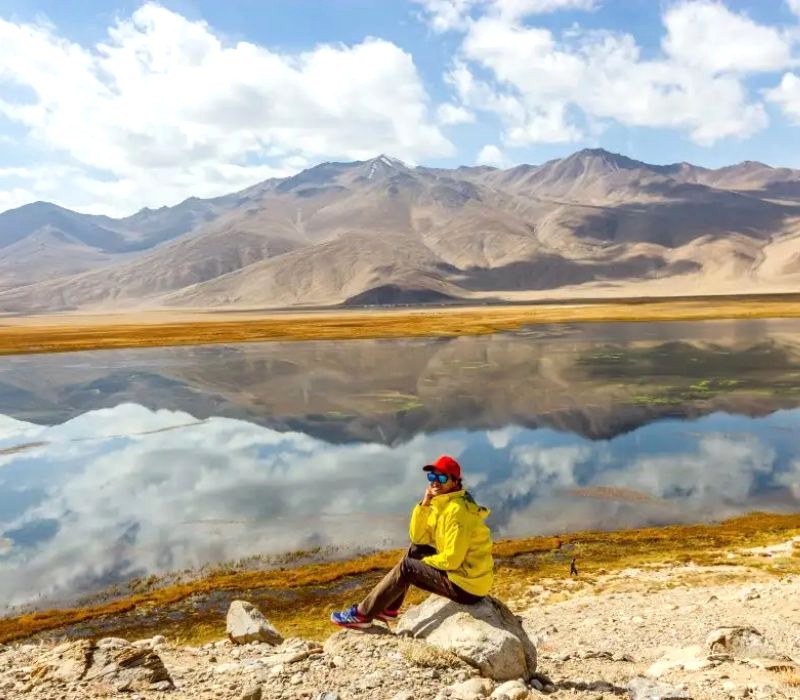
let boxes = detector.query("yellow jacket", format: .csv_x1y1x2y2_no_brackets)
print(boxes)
408,489,493,596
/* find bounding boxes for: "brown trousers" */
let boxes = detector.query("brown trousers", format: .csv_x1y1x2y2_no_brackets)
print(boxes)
358,544,483,620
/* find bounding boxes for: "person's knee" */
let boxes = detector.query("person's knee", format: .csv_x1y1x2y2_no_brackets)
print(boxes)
399,556,417,577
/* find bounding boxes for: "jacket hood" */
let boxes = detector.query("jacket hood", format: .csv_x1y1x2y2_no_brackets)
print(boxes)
432,489,491,519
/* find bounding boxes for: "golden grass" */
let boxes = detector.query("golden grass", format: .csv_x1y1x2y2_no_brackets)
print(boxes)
777,669,800,687
397,638,464,669
2,294,800,355
3,512,800,645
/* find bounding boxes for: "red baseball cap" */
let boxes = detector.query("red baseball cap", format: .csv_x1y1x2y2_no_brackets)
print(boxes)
423,455,461,479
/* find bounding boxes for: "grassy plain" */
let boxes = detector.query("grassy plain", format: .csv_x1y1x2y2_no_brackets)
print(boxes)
0,295,799,356
2,512,799,645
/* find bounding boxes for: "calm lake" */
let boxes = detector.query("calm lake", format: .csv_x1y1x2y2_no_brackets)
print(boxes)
2,318,800,609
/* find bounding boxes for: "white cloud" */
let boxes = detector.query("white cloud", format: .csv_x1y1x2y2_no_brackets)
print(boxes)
476,143,510,167
448,1,789,147
414,0,595,31
0,3,452,215
766,72,800,122
490,0,596,20
414,0,475,32
663,1,794,74
788,0,800,18
437,102,475,125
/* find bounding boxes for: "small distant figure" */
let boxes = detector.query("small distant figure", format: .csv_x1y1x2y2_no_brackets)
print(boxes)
570,557,578,577
555,537,562,550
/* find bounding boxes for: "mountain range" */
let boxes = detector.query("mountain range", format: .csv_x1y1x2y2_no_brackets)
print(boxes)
1,149,799,313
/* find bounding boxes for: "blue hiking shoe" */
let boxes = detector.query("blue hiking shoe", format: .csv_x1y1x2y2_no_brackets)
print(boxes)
330,604,371,629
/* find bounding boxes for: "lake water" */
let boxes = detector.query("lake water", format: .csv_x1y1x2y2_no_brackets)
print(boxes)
2,318,800,609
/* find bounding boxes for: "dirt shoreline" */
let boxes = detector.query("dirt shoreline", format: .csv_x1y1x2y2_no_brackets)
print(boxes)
3,512,799,648
1,294,800,355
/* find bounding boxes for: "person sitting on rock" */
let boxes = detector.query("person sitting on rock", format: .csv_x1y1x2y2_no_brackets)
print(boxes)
331,454,493,629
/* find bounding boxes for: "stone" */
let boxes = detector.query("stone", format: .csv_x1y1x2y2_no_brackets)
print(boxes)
132,634,167,650
29,641,93,684
30,638,173,691
315,693,341,700
226,600,284,646
391,692,416,700
240,683,263,700
360,671,383,689
740,588,760,602
84,640,173,690
742,656,799,672
646,646,711,677
448,677,495,700
491,679,529,699
396,595,537,681
706,627,774,658
628,676,692,700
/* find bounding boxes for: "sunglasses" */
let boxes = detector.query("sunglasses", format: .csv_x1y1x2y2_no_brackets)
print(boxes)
427,472,449,484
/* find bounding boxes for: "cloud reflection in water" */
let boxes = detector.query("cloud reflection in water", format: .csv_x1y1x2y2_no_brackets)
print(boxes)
0,403,798,607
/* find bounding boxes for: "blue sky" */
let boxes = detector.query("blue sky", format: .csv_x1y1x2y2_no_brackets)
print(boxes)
0,0,799,215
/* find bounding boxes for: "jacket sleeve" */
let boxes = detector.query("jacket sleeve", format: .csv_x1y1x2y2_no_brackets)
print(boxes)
421,505,470,571
409,503,433,545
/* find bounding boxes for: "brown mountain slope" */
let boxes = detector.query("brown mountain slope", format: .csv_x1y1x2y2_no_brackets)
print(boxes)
1,150,799,312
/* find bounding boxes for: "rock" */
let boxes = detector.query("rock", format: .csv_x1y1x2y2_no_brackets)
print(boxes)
315,693,341,700
740,588,760,602
391,692,416,700
628,676,692,700
323,627,392,657
742,656,799,672
448,677,495,699
226,600,284,646
491,679,529,699
84,640,173,690
96,636,130,648
396,595,537,681
132,634,167,650
359,671,383,689
528,671,553,691
261,638,319,667
31,638,173,691
706,626,774,658
646,645,712,677
240,683,263,700
30,640,93,683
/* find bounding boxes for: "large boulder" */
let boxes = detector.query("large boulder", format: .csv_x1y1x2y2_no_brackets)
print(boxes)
396,595,537,681
226,600,284,645
30,638,172,692
30,640,94,684
705,626,775,658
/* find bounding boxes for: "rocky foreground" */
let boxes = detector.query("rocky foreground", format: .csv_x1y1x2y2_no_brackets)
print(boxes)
2,539,800,700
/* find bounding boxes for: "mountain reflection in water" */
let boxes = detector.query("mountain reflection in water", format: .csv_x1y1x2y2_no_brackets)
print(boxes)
1,318,800,608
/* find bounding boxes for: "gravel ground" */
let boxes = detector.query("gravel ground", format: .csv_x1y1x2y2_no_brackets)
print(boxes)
3,541,799,700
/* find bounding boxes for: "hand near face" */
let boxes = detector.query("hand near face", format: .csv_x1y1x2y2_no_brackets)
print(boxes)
422,483,437,506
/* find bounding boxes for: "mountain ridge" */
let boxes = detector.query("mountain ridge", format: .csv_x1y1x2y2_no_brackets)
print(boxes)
1,149,799,312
